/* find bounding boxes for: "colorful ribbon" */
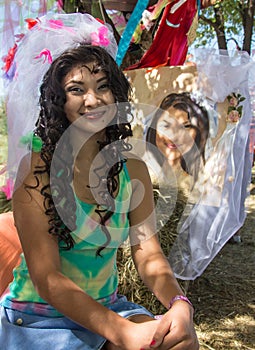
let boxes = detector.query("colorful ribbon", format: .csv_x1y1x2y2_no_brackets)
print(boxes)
20,132,43,153
34,48,53,64
116,0,150,66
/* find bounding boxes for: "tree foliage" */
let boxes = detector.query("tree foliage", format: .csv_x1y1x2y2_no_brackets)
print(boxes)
196,0,255,54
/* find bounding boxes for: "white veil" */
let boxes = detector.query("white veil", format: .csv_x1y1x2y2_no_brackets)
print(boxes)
169,49,255,280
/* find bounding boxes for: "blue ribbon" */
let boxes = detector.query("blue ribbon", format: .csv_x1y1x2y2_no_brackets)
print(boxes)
197,0,201,15
116,0,150,66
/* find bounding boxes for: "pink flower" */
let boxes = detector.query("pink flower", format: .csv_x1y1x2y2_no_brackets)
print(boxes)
226,93,245,123
226,110,240,123
91,26,110,47
1,178,14,200
229,97,238,107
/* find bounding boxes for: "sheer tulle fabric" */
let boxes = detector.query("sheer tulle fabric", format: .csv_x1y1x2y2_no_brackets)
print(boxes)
169,49,255,280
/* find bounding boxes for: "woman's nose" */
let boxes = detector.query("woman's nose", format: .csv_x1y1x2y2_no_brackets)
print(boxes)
83,90,99,107
169,120,183,135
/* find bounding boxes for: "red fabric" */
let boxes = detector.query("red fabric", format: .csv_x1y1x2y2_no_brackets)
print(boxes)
0,212,22,296
126,0,197,70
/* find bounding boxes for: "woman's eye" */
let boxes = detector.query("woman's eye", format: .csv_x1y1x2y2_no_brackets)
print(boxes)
98,83,110,91
163,122,171,129
158,121,170,129
184,123,192,128
66,86,83,94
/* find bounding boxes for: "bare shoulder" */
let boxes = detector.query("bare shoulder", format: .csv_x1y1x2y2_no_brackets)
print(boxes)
125,156,154,198
13,151,49,206
17,151,48,184
125,156,151,181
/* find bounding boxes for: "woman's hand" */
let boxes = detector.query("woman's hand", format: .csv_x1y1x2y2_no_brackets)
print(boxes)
106,318,161,350
143,302,199,350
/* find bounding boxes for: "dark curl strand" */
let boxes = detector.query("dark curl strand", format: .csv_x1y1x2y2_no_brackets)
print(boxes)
33,45,133,253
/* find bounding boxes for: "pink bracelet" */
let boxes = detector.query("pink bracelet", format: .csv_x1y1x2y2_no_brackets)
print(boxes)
168,295,193,310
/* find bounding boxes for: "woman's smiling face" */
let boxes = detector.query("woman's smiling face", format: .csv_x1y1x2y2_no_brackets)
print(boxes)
155,106,197,162
63,62,116,135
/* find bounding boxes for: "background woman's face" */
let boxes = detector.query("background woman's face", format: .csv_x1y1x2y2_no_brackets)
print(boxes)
155,106,197,161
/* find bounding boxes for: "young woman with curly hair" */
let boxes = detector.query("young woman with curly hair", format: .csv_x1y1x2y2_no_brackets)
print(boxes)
0,14,198,350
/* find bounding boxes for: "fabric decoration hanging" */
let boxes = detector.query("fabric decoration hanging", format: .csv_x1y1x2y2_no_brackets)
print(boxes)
115,0,150,66
125,0,198,70
168,49,255,280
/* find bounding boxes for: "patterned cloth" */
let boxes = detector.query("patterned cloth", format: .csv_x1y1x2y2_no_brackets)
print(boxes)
126,0,198,70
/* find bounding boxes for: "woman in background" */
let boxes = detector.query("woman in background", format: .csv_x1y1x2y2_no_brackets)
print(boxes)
146,92,209,191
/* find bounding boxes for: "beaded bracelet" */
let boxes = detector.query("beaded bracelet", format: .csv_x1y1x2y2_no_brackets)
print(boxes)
168,295,194,310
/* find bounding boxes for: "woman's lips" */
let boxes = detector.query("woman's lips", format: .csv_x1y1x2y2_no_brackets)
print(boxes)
81,111,105,120
165,142,180,150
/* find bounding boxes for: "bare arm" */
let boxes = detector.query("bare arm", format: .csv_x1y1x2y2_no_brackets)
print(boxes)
126,157,198,349
126,158,183,305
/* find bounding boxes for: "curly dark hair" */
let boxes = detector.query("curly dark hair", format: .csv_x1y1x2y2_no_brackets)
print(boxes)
146,92,209,184
33,45,133,254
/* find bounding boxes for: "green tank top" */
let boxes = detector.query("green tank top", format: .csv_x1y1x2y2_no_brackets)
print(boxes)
1,164,132,316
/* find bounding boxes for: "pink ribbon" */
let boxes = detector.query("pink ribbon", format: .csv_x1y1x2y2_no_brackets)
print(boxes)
34,49,53,64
